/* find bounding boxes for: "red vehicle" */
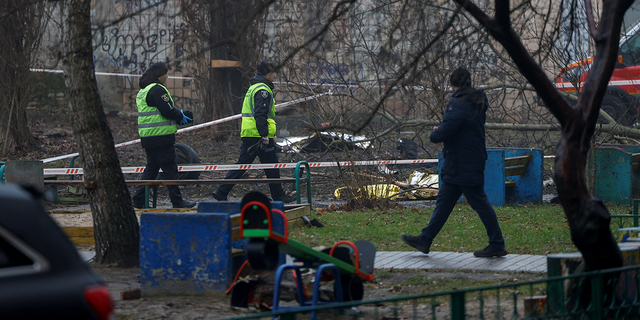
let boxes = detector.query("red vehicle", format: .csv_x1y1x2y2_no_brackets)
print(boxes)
555,22,640,126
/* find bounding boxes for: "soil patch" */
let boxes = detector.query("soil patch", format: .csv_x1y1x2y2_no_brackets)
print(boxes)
91,263,544,320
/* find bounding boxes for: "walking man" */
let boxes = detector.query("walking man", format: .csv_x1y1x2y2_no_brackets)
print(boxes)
401,68,507,257
212,61,295,203
132,62,196,209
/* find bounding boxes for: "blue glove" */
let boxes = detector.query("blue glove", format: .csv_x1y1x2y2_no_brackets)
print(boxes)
179,110,192,126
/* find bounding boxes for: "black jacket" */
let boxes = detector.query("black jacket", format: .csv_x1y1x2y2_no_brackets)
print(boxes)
249,76,275,138
430,86,489,186
138,77,183,149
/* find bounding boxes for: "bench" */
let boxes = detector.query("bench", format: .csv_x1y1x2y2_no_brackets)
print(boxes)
44,160,313,207
437,148,543,206
486,148,543,206
138,201,310,295
590,145,640,205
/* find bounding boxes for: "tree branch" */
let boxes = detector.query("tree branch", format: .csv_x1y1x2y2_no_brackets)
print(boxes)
452,0,574,128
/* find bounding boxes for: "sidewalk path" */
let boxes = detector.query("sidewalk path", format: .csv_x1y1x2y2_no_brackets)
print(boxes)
83,250,548,273
375,251,547,273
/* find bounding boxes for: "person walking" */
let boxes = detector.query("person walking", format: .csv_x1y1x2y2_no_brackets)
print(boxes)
401,68,507,257
212,61,295,203
131,62,196,209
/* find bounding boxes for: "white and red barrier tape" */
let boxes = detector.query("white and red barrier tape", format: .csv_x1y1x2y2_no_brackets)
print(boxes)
30,68,194,80
42,159,438,176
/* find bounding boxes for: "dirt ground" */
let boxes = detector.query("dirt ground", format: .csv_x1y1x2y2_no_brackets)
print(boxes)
87,263,543,320
14,110,549,319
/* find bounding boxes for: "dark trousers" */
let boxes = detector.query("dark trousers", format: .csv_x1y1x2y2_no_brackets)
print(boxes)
215,137,285,199
132,145,184,206
419,181,505,248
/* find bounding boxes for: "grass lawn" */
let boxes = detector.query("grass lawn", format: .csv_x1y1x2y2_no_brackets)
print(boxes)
284,202,637,296
288,203,635,255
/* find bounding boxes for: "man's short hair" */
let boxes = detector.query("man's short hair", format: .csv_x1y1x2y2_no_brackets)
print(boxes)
449,68,472,87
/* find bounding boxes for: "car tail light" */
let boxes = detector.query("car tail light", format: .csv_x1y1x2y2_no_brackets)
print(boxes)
84,285,115,320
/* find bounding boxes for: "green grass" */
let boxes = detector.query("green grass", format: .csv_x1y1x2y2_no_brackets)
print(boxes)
288,203,634,255
285,202,636,298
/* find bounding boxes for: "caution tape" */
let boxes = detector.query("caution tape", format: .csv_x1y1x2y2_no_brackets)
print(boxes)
30,68,194,80
40,91,332,163
43,155,557,176
43,158,437,176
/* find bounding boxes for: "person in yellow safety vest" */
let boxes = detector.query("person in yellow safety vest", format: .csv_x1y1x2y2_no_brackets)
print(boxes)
212,61,295,203
131,62,196,209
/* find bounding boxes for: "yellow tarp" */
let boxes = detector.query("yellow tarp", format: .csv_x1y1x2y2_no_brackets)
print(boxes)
334,184,402,200
334,171,439,201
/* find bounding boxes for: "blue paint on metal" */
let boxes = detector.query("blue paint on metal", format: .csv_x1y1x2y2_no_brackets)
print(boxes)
139,201,289,296
485,149,507,206
438,148,543,206
198,201,241,215
503,148,543,205
198,201,284,252
592,145,640,205
198,201,247,253
140,212,232,295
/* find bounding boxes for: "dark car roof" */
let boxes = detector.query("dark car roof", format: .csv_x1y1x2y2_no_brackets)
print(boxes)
0,183,87,272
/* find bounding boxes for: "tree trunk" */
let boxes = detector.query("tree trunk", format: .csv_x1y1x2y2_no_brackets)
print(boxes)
0,1,43,156
208,2,249,141
452,0,629,301
61,0,139,267
179,0,263,139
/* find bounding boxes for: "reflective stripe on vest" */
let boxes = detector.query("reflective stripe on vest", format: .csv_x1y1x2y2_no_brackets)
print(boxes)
136,83,177,138
241,83,277,138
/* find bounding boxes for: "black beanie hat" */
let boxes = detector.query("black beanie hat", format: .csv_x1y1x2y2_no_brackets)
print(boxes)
139,62,168,88
143,62,168,80
449,67,472,87
256,61,274,76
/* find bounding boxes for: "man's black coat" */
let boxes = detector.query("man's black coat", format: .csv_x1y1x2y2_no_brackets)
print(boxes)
430,86,489,186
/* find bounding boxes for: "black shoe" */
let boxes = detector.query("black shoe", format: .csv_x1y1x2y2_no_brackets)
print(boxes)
133,202,146,209
173,200,197,209
401,234,431,254
273,194,296,203
474,245,508,257
212,190,228,201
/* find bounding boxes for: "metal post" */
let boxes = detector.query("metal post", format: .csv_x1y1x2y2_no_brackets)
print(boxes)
590,273,603,320
634,199,639,227
451,291,465,320
295,161,311,206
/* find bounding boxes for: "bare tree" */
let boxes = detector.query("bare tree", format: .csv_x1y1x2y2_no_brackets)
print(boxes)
0,0,47,156
60,0,139,267
177,0,272,140
451,0,628,270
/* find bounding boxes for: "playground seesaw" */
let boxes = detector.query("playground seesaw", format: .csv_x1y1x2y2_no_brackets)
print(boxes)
237,191,376,317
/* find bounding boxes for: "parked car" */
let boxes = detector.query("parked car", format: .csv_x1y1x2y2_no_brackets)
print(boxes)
0,183,114,320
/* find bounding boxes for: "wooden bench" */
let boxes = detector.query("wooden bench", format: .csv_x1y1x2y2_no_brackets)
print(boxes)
486,148,543,206
438,148,543,206
504,155,532,181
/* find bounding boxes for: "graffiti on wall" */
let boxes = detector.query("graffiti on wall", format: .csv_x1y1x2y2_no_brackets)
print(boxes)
305,60,364,84
92,26,184,74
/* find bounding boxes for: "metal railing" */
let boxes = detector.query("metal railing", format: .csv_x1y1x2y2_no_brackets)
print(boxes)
610,199,640,229
220,264,640,320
